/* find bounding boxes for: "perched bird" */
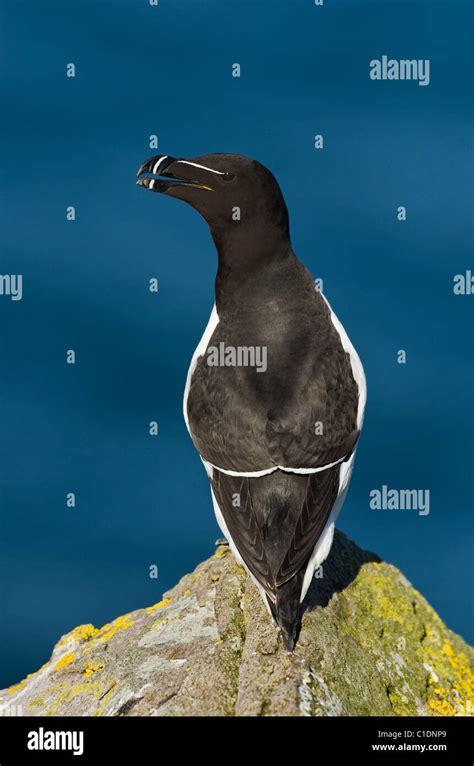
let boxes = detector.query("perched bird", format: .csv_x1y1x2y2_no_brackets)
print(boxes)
136,154,366,649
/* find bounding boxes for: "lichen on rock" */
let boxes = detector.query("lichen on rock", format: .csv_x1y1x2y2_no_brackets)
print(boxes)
1,531,472,717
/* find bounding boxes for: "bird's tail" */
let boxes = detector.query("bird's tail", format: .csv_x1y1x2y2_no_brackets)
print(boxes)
267,573,304,651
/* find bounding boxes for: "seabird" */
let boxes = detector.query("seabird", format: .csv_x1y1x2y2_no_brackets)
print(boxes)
136,153,366,650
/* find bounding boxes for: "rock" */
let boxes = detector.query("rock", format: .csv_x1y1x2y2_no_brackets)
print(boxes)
1,531,472,717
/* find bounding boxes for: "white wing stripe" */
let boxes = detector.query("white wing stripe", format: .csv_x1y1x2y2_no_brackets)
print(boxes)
202,456,348,479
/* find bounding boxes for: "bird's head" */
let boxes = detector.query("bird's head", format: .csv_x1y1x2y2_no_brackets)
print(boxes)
136,153,290,252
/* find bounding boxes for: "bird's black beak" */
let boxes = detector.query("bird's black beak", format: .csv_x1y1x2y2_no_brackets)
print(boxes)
136,155,214,193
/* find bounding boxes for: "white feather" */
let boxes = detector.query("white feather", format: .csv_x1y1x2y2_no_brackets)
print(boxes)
319,291,366,429
299,451,356,602
183,305,219,432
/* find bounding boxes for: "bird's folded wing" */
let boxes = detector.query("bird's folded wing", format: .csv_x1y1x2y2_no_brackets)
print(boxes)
211,464,342,595
276,466,340,585
187,329,360,473
188,376,359,473
212,473,272,595
264,404,359,470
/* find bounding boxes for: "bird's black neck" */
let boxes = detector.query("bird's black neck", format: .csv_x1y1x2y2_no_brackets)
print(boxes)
211,223,294,313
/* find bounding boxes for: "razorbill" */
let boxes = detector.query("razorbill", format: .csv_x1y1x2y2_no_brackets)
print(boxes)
136,153,366,650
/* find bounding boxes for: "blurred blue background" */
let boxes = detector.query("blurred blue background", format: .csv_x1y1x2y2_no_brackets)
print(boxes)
1,0,472,687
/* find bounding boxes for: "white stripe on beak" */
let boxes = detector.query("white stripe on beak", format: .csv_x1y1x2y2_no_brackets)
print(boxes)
176,160,226,176
152,156,169,175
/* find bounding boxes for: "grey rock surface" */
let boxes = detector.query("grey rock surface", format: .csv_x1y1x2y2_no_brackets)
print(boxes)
1,531,472,717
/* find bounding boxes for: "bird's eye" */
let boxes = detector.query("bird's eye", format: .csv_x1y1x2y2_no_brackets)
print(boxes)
222,173,235,182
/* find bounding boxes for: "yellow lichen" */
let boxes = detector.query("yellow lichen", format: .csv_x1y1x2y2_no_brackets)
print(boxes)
422,637,474,716
146,597,171,613
45,677,111,716
53,652,76,671
152,617,170,630
387,687,415,717
182,589,191,597
51,613,137,661
429,698,456,716
70,624,99,641
26,696,46,710
95,614,136,643
355,564,415,629
335,561,474,717
8,679,27,695
8,660,52,695
57,623,99,648
82,661,105,677
214,546,229,560
443,642,454,658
